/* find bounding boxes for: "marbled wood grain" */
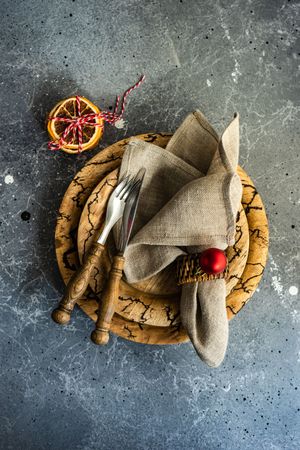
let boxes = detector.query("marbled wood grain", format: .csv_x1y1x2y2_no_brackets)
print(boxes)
76,290,189,345
77,172,249,327
55,133,268,344
225,167,269,319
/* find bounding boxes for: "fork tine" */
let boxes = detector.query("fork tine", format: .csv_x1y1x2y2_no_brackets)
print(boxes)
118,177,136,200
114,176,129,196
122,179,142,201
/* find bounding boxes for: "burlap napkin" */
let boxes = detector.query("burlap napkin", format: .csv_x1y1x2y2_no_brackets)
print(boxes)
117,111,242,367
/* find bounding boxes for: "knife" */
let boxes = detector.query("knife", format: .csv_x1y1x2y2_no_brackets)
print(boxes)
91,168,146,345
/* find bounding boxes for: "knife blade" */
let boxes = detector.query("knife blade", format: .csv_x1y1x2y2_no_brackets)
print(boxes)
118,167,146,252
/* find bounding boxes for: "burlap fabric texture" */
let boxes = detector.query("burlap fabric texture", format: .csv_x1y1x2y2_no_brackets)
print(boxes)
117,111,242,367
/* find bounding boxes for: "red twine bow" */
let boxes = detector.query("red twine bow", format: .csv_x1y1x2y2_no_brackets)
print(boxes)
48,75,145,153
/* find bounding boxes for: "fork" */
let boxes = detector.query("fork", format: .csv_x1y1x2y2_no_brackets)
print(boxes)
52,175,139,325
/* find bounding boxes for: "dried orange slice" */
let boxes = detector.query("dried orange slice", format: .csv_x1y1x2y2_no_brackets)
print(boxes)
47,97,104,154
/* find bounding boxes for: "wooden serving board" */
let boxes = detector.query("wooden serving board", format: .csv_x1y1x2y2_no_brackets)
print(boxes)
55,133,269,344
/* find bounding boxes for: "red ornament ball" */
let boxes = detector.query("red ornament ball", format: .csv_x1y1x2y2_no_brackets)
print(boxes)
199,248,227,275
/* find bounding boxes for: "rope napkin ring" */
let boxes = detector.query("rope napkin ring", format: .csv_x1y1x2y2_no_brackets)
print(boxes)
48,75,145,152
177,250,228,285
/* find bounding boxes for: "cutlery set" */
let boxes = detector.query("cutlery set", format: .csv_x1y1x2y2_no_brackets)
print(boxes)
52,169,146,345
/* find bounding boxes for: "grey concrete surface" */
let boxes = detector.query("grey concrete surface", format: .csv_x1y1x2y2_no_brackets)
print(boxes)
0,0,299,449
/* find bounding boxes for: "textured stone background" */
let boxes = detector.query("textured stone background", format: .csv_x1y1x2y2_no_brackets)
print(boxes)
0,0,299,449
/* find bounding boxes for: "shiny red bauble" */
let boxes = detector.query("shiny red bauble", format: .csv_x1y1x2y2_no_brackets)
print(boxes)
199,248,227,275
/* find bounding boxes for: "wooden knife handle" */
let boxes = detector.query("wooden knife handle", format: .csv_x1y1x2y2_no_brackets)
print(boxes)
52,242,105,325
91,254,125,345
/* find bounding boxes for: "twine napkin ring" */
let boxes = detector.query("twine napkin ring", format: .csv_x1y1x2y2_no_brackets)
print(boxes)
177,252,228,286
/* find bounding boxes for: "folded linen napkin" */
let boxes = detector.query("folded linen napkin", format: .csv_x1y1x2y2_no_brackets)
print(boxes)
117,111,242,367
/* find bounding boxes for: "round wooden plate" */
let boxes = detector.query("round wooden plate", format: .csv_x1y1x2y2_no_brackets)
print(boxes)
77,170,249,327
55,133,269,344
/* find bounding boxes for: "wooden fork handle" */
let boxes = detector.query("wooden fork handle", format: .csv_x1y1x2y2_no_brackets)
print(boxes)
91,254,125,345
52,242,105,325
